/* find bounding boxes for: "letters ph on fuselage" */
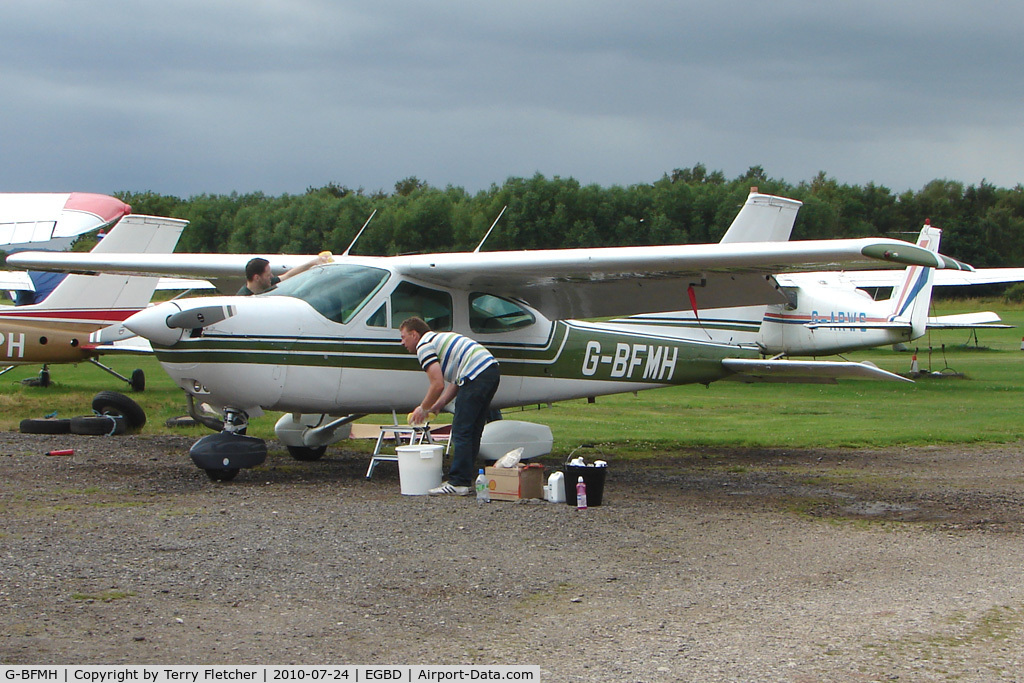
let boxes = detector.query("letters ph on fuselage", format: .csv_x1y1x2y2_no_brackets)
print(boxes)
0,332,25,359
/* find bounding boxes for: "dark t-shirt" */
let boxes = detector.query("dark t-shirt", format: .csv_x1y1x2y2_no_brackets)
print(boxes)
237,275,281,296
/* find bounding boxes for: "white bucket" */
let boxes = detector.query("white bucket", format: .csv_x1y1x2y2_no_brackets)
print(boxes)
395,444,444,495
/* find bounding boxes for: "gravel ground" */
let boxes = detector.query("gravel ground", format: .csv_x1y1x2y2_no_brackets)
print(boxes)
2,432,1023,681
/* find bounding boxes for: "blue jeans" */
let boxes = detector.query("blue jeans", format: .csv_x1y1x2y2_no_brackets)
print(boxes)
448,364,500,486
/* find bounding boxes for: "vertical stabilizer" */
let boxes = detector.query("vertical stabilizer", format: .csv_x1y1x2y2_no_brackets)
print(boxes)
720,188,803,243
887,224,940,340
30,215,188,311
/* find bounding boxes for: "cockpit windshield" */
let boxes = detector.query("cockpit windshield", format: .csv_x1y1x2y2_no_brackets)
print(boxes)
264,264,390,324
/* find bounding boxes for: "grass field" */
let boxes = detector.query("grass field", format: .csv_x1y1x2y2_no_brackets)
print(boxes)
3,298,1024,453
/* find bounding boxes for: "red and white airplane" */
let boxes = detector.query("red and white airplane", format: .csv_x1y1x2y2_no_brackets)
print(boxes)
0,192,131,252
0,211,187,389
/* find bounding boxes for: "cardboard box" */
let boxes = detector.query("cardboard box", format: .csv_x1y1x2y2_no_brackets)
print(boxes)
485,463,545,501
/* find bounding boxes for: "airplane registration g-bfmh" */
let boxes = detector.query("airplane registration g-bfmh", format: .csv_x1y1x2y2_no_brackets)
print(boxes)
9,191,973,481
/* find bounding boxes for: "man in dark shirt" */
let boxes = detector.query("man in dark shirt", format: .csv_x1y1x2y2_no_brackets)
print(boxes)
237,253,330,295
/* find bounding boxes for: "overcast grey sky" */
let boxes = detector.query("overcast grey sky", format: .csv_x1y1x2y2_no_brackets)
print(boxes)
2,1,1022,197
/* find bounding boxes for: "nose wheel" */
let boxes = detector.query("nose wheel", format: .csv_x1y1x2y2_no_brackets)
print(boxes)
188,408,266,481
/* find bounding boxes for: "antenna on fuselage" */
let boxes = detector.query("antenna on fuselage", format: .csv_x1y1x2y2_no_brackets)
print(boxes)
342,209,378,256
473,206,507,253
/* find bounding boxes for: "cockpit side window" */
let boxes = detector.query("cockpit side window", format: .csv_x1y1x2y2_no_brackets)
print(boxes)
780,286,799,311
469,293,535,334
390,281,452,331
265,264,389,324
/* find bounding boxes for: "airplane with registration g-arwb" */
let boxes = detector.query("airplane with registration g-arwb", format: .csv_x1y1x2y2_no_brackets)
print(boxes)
609,220,1009,356
8,191,974,480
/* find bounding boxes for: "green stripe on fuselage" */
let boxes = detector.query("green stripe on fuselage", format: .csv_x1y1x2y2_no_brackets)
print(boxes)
153,321,756,386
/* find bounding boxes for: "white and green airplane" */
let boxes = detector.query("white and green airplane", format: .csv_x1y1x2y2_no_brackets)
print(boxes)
9,192,973,480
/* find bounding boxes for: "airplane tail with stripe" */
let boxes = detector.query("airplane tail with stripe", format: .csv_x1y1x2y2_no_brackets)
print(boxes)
885,224,940,340
25,214,188,313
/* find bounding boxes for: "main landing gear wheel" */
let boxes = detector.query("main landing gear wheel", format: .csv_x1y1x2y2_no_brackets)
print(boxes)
287,445,327,461
130,369,145,392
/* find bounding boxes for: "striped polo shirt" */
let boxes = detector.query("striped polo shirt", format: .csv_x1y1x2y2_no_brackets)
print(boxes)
416,331,497,385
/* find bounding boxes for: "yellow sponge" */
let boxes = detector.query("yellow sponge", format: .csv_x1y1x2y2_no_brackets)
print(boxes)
407,411,437,427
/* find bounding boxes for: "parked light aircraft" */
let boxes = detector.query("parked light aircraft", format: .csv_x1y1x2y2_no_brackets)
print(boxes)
0,193,131,252
9,191,973,480
608,223,976,355
0,214,187,389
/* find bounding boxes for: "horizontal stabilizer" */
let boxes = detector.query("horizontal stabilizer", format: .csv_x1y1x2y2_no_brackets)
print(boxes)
927,312,1012,329
722,358,912,383
91,338,154,355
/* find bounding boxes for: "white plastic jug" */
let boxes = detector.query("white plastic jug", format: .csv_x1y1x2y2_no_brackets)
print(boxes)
545,471,566,503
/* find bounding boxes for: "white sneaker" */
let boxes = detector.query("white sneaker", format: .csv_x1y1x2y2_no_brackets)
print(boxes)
428,482,470,496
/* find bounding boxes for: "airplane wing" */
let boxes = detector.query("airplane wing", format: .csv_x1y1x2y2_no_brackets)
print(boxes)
389,238,972,318
0,192,131,251
927,312,1012,329
787,312,1009,331
156,277,216,291
831,267,1024,289
8,237,972,320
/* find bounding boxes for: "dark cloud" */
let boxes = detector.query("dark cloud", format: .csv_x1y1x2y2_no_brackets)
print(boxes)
2,1,1023,196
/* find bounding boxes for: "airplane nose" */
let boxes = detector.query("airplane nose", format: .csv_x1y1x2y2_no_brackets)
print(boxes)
123,302,185,346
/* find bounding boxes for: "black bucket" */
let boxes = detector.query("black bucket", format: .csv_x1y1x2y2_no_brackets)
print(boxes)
562,465,607,506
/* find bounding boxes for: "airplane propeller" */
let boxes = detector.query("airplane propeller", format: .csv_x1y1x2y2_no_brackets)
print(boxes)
165,304,235,330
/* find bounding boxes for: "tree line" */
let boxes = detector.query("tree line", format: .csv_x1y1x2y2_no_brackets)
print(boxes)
115,164,1024,271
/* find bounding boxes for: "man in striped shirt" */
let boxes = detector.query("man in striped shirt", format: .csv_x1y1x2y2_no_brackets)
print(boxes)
400,317,501,495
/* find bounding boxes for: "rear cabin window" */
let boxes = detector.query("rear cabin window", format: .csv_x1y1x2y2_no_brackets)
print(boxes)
469,293,535,334
390,282,453,331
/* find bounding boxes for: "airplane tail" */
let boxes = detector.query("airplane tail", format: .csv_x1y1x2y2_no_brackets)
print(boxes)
27,215,188,311
719,188,802,243
885,224,940,339
606,189,802,342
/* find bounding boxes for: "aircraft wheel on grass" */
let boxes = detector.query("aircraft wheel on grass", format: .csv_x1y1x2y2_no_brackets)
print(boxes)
19,418,71,434
130,369,145,392
287,445,327,461
91,391,146,431
70,415,127,436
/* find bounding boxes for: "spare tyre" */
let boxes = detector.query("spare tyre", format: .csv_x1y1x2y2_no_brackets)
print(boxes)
19,417,72,434
91,391,146,431
70,415,127,436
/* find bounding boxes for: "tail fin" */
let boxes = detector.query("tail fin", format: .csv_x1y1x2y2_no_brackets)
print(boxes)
720,188,803,243
887,224,940,339
30,215,187,311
